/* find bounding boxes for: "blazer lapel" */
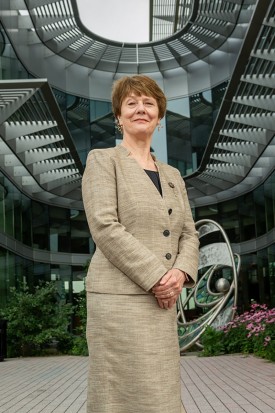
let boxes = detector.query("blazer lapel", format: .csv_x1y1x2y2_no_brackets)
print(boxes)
116,144,165,200
116,144,178,209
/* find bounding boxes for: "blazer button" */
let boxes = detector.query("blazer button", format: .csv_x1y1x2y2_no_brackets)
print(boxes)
168,208,172,215
168,182,175,188
163,230,170,237
165,253,172,260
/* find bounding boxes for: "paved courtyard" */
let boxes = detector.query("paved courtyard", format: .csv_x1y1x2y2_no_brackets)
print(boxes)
0,354,274,412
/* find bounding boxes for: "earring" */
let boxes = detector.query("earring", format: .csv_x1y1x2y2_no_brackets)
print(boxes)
157,123,163,132
115,120,123,134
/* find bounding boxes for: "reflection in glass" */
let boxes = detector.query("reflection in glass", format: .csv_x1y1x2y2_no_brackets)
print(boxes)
32,201,49,250
66,95,90,166
265,173,275,231
166,84,228,177
49,207,70,253
70,209,91,254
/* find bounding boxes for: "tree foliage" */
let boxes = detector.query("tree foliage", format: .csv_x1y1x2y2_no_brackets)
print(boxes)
70,289,88,356
0,282,73,357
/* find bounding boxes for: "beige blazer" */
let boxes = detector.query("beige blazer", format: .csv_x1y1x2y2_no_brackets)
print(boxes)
82,144,199,295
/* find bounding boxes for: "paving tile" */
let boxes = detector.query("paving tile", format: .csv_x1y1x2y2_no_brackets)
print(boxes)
0,354,274,412
180,354,275,413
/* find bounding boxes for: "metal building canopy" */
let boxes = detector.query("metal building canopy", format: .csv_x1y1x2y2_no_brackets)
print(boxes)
186,0,275,206
0,0,274,210
0,79,84,209
24,0,242,74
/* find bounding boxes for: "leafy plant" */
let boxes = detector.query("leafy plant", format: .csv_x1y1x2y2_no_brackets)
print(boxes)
0,282,73,357
69,289,88,356
199,326,225,356
200,304,275,361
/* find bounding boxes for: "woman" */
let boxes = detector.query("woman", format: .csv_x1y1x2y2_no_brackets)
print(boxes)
82,75,199,413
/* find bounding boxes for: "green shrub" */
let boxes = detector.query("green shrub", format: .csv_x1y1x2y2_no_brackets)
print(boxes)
200,304,275,361
199,326,225,356
69,289,88,356
70,335,88,356
0,282,73,357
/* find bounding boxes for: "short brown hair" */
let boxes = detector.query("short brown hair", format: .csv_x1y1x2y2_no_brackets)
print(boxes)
112,75,167,119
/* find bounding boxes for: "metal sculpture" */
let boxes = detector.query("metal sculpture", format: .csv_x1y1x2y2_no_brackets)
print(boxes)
178,219,240,351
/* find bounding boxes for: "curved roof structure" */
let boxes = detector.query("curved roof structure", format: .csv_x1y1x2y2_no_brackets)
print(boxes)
0,0,274,210
27,0,242,74
0,0,253,99
0,79,84,208
186,0,275,205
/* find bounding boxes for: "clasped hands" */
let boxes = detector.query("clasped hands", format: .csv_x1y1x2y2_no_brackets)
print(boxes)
152,268,188,310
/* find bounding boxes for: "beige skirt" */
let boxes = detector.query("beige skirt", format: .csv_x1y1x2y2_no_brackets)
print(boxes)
86,292,181,413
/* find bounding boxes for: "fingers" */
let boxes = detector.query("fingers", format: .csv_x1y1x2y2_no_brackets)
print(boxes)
157,296,177,309
153,269,185,292
152,271,175,293
153,287,179,299
156,297,164,309
153,269,188,309
158,270,173,285
153,274,184,296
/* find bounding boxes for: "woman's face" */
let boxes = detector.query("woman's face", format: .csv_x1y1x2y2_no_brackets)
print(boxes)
118,93,160,138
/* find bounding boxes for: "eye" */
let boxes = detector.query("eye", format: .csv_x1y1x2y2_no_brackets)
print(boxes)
145,101,155,106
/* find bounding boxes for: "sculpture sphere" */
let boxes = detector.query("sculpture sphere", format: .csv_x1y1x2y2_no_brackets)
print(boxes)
215,278,230,293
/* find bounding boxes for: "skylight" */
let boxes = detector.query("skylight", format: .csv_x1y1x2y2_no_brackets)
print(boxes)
76,0,150,43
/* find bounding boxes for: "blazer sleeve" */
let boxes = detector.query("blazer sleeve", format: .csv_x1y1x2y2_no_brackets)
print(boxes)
82,149,167,292
173,171,199,287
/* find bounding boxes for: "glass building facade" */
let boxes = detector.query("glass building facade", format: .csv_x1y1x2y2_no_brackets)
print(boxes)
0,11,274,312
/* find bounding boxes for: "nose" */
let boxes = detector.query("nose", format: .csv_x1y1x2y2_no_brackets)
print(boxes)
136,101,146,113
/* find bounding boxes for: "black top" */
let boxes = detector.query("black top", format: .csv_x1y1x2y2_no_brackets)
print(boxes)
144,169,162,196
